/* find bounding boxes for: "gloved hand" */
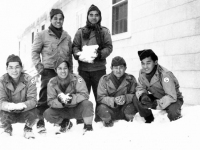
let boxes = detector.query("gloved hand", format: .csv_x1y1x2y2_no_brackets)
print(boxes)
139,93,151,105
140,93,157,109
8,103,27,113
114,95,126,105
58,93,72,106
36,63,44,74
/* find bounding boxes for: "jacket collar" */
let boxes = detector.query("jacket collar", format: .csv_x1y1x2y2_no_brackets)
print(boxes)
4,73,27,93
107,73,130,91
140,65,160,86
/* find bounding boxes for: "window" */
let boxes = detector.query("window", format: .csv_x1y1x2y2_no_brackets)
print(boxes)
42,25,45,30
112,0,128,35
76,8,86,29
32,32,34,44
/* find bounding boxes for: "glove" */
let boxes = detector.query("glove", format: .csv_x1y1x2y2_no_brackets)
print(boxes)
140,93,157,109
139,93,151,105
58,93,72,106
36,63,44,74
8,103,27,113
114,95,126,105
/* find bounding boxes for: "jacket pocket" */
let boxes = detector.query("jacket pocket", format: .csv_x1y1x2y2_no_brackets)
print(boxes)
48,43,58,55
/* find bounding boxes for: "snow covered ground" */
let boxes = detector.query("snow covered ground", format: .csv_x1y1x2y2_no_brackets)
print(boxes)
0,103,200,150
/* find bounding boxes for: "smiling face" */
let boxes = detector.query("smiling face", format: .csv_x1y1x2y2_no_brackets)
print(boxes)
141,57,157,74
51,14,64,28
7,62,22,80
111,65,126,79
88,10,100,24
56,62,69,79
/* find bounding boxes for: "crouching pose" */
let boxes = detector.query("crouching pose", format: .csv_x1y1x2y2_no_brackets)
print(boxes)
44,57,94,133
97,56,141,127
136,49,183,122
0,54,38,139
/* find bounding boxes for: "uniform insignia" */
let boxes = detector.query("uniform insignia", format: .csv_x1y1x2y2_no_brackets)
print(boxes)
164,77,169,83
31,78,36,84
78,78,82,83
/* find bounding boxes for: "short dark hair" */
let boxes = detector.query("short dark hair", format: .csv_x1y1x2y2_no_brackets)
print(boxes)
138,49,158,61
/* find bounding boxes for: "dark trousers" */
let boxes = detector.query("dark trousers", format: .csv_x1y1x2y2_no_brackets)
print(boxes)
0,108,38,130
132,95,153,118
43,100,94,124
137,94,184,121
165,98,183,121
78,69,106,118
97,103,137,122
37,69,57,119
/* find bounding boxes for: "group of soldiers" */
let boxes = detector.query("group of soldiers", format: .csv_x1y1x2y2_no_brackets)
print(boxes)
0,4,183,139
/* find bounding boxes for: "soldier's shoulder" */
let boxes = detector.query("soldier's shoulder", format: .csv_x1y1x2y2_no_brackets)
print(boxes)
101,26,111,33
23,73,36,85
0,74,7,82
23,73,32,81
125,73,136,82
71,73,84,83
48,77,57,85
101,73,111,81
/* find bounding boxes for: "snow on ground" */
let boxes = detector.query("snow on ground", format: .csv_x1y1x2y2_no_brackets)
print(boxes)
0,104,200,150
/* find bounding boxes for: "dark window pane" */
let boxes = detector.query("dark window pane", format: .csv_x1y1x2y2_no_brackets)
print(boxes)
32,32,34,44
112,1,128,35
113,0,122,4
42,25,45,30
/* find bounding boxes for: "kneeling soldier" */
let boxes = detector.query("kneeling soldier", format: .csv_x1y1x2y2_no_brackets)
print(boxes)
96,56,139,127
0,54,38,139
136,49,183,122
44,57,94,133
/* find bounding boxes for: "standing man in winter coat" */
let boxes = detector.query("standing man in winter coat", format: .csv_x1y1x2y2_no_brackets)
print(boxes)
0,54,37,139
32,8,73,133
44,57,94,133
136,49,183,122
73,4,113,123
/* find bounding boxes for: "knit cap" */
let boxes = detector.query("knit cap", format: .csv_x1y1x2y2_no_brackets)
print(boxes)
50,8,64,19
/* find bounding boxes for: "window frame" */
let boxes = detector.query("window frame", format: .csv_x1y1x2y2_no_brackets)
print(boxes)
110,0,132,41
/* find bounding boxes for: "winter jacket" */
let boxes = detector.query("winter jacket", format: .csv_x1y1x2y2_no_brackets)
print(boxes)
72,26,113,71
97,73,137,108
0,73,37,112
136,65,183,110
47,73,89,108
32,29,73,72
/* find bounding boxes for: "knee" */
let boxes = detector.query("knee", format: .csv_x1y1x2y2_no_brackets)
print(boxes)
80,100,93,109
166,106,182,121
24,108,38,120
97,104,110,118
124,104,137,115
43,108,54,123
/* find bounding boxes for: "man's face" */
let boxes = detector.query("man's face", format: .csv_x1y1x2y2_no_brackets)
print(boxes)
141,57,157,74
7,62,22,80
56,62,69,79
88,10,100,24
51,14,64,28
111,65,126,78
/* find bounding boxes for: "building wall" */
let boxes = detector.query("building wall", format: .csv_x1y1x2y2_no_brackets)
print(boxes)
19,0,200,105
